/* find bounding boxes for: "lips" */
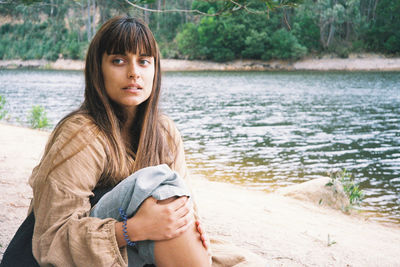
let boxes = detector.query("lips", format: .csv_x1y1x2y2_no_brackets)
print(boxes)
123,83,142,90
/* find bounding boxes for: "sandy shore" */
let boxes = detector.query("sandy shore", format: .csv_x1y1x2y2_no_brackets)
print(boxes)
1,54,400,71
0,123,400,266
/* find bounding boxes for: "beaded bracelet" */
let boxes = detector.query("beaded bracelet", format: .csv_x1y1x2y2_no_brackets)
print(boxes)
118,207,136,247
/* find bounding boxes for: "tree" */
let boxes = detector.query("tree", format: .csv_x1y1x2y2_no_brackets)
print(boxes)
364,0,400,54
268,28,307,59
292,1,322,52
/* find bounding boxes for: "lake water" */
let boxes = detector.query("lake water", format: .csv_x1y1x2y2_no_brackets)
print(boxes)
0,69,399,223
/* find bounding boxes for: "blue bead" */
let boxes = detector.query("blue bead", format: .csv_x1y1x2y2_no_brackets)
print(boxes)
118,207,136,247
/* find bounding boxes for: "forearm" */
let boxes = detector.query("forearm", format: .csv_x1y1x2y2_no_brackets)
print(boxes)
33,209,125,266
114,216,146,248
115,221,127,248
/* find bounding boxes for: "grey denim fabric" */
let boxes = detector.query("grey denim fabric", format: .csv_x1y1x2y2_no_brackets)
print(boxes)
90,164,191,266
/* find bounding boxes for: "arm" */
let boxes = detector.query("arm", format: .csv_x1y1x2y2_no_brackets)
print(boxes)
115,195,193,247
31,116,127,266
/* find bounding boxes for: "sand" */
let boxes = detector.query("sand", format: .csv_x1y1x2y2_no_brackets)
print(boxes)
1,54,400,71
0,123,399,266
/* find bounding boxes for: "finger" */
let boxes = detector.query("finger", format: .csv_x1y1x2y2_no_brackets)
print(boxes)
200,234,205,242
176,209,194,229
200,235,209,250
203,240,208,250
174,217,194,237
175,200,192,219
169,196,188,211
176,200,194,218
197,224,203,235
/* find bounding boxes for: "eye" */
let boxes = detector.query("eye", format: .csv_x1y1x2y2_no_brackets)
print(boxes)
111,58,125,65
138,58,152,66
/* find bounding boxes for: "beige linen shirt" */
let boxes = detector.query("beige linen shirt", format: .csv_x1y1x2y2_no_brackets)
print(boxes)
28,114,265,267
28,114,189,267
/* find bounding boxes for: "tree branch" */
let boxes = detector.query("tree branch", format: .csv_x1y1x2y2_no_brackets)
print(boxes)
124,0,299,21
124,0,225,16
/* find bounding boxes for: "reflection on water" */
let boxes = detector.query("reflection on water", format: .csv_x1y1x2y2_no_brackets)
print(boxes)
1,69,399,223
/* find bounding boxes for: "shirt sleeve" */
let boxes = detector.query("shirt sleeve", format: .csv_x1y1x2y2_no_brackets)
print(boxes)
30,115,128,267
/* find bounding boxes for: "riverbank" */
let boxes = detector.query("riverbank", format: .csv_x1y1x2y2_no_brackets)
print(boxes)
0,122,399,266
1,54,400,71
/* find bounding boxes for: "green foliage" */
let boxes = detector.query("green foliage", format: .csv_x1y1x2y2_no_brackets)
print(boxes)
292,2,322,52
1,0,399,61
28,105,49,129
242,30,271,59
196,16,239,62
327,169,364,207
327,234,337,246
176,1,310,61
333,45,350,59
177,15,239,62
176,23,202,60
384,35,400,54
0,22,89,60
364,0,400,54
267,29,307,60
20,0,43,4
0,95,8,120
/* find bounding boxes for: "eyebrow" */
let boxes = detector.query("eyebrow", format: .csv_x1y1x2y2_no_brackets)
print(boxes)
109,53,152,57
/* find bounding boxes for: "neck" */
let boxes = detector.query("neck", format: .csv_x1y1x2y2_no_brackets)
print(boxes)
122,106,137,146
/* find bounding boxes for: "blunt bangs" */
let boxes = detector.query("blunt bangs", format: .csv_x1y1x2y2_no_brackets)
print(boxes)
100,17,157,58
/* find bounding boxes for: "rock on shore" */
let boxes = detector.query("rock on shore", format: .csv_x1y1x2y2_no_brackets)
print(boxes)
0,122,400,266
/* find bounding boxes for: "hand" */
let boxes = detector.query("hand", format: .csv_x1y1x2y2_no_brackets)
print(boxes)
195,220,211,253
128,196,194,241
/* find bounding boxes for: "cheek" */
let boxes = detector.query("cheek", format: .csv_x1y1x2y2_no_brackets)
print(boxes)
147,69,155,87
102,75,112,95
103,68,119,93
101,66,110,90
144,69,155,87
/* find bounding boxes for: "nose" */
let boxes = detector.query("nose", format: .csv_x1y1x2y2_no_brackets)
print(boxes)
127,62,139,79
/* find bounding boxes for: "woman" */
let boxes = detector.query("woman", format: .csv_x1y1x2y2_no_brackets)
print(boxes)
26,16,210,266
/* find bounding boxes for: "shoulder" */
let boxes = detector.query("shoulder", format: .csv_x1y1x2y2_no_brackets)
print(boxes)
43,113,108,171
50,113,104,148
30,113,108,192
56,113,100,139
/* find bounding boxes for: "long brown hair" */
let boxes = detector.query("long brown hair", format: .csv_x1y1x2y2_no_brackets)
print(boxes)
49,16,175,185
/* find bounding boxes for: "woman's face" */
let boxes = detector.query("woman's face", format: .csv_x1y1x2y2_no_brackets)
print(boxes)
101,52,155,113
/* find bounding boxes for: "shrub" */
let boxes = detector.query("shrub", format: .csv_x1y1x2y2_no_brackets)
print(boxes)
384,35,400,54
351,40,366,52
326,169,364,207
292,2,322,52
242,30,271,59
176,23,201,60
28,105,49,129
267,29,307,60
335,46,350,58
0,95,7,120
